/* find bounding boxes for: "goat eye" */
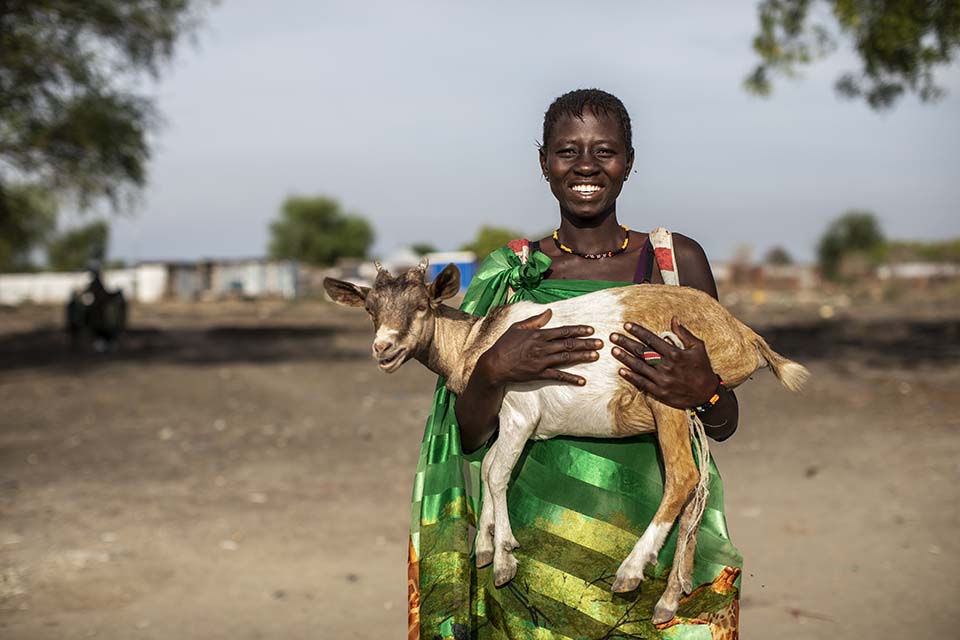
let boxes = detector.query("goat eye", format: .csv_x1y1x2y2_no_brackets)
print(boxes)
417,304,428,313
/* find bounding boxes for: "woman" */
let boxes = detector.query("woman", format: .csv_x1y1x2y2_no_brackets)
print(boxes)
408,89,742,640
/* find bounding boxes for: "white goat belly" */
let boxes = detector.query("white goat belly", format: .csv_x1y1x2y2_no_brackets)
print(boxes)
499,291,637,440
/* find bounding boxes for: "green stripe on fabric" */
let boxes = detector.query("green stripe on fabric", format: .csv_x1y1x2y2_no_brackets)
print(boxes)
508,490,638,563
662,624,714,640
525,438,668,501
479,580,609,640
424,432,460,465
411,470,425,502
496,555,663,637
420,489,469,526
421,460,467,496
418,519,474,556
510,442,661,532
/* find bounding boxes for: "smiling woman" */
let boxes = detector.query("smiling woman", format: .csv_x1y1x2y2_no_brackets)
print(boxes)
408,89,743,640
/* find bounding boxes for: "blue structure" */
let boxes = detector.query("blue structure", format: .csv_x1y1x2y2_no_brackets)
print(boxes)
424,251,477,292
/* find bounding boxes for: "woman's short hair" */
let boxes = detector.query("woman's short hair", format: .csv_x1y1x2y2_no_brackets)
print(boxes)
541,89,633,151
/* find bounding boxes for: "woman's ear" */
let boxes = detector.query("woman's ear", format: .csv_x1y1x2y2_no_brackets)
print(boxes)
624,147,635,181
323,278,369,307
429,264,461,303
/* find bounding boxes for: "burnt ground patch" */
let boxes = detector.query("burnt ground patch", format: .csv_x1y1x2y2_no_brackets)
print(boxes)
0,324,369,372
757,318,960,367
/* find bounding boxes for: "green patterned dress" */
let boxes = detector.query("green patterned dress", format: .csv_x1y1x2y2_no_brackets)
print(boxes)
407,246,743,640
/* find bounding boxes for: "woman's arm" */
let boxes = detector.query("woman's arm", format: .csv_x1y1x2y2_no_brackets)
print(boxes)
611,234,739,441
455,309,602,453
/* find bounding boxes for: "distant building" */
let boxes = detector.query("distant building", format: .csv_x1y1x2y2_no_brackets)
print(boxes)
0,258,298,305
712,262,818,290
877,261,960,285
0,264,167,305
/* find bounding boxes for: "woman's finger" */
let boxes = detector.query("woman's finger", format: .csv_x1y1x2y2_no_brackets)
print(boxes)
540,368,586,386
541,337,604,354
538,324,595,340
542,350,600,368
618,367,660,396
611,346,662,382
621,322,681,358
514,308,552,330
608,331,646,357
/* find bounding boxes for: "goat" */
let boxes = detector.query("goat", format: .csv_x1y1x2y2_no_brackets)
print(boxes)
324,260,808,624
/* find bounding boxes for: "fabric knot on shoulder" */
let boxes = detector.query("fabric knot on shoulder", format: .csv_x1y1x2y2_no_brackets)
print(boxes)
506,250,551,291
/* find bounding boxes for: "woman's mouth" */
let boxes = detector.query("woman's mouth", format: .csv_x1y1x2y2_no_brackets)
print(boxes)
570,184,603,197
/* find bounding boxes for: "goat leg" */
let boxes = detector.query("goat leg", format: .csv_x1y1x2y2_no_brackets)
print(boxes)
475,441,498,568
654,489,705,625
613,402,698,601
486,406,534,587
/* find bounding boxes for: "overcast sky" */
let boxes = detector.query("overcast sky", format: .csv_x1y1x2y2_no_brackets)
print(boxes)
98,0,959,264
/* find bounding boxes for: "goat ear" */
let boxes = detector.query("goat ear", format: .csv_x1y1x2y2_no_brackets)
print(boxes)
429,263,460,303
323,277,369,308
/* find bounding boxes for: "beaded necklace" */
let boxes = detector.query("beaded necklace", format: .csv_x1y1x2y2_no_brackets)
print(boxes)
553,225,630,259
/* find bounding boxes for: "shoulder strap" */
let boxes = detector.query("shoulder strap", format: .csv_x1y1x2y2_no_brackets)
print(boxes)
507,238,530,264
649,227,680,286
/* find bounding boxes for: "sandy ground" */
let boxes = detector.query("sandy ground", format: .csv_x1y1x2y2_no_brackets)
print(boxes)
1,298,958,639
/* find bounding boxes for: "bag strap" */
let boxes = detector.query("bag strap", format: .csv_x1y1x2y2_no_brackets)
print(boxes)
649,227,680,286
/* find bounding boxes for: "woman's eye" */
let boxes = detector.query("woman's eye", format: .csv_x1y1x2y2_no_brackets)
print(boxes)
558,148,576,156
596,148,615,157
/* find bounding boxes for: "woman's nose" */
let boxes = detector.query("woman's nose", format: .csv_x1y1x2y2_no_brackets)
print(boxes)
573,155,599,175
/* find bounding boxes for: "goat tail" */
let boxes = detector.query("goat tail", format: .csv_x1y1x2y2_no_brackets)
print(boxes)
754,335,810,392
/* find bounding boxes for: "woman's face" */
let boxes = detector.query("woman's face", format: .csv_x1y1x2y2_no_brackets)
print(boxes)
540,108,634,222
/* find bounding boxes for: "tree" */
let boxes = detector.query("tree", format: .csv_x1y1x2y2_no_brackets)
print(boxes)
0,1,210,264
816,210,886,280
460,226,523,261
764,245,794,265
268,196,374,266
745,0,960,109
0,183,57,271
47,220,110,271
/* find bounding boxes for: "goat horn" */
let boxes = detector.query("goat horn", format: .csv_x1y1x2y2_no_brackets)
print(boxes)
418,256,429,272
374,260,384,273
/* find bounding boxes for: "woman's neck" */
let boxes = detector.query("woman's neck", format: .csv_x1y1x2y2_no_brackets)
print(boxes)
556,209,624,255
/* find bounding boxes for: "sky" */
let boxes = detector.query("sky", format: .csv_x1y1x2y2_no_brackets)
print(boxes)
95,0,959,264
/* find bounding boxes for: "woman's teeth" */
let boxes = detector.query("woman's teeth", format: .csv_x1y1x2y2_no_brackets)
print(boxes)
572,184,601,194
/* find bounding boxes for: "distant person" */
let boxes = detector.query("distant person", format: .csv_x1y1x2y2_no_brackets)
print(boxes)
408,89,742,639
66,264,126,352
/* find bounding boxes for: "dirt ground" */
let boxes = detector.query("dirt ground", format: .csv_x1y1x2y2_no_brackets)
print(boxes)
1,296,958,639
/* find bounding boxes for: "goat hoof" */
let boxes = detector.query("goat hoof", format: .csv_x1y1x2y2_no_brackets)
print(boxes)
611,574,642,593
651,601,677,625
475,550,493,568
493,555,518,587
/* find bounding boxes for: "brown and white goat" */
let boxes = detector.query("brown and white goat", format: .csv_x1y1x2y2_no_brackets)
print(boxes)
324,261,808,624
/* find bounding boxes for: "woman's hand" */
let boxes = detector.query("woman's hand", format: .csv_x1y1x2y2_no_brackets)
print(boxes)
477,309,603,387
609,316,718,409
